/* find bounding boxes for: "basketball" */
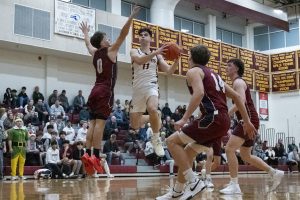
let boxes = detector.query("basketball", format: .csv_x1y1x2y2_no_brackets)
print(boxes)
164,42,181,60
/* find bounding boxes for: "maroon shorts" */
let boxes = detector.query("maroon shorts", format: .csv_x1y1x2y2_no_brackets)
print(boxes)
232,121,259,147
181,112,230,149
211,138,222,156
87,85,114,120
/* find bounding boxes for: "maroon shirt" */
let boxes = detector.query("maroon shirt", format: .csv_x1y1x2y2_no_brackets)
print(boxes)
233,78,259,126
187,65,228,115
93,47,117,90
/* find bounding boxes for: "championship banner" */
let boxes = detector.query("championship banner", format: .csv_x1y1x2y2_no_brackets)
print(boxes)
259,92,269,121
55,0,96,38
132,20,158,48
271,51,296,72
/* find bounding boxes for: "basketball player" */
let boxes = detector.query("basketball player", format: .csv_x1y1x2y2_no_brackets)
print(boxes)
79,6,140,174
220,58,284,194
130,28,180,156
156,45,257,200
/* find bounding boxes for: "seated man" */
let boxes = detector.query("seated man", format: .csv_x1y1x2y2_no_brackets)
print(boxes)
50,100,66,120
103,134,125,165
62,120,75,144
287,148,300,172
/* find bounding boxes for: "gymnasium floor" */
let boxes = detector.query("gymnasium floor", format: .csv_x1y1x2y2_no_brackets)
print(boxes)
0,174,299,200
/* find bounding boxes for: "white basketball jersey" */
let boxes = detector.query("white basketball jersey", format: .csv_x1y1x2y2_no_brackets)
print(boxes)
132,49,158,89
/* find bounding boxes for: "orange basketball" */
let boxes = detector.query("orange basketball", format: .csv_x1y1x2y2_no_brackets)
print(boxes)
164,42,181,60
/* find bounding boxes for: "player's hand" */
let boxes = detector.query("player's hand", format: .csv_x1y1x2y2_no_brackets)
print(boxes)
243,121,256,140
130,5,141,18
79,21,90,35
156,44,169,56
174,118,187,131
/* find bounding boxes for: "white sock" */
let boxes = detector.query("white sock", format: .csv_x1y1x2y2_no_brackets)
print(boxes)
230,177,238,184
173,181,185,193
183,168,197,183
206,174,211,180
268,167,276,176
103,161,110,175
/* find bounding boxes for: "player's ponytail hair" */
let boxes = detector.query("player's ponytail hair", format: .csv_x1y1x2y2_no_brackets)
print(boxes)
228,58,244,77
90,31,106,49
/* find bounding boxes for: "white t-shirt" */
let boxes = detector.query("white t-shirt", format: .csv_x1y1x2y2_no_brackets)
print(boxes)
63,126,75,142
144,141,154,156
76,127,87,142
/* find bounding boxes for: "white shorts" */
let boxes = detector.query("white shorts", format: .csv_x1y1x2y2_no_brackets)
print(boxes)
131,86,159,113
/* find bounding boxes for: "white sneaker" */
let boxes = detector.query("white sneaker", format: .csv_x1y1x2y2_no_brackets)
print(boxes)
69,172,74,177
151,137,165,157
180,179,206,199
19,176,27,180
92,173,100,178
204,178,214,188
270,170,284,191
107,174,114,178
156,188,184,200
11,176,19,181
219,182,242,195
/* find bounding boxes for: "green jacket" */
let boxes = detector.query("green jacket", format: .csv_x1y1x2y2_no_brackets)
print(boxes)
8,126,28,158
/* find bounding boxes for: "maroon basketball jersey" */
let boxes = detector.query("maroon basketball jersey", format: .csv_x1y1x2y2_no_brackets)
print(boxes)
187,65,228,115
92,47,117,89
234,78,259,124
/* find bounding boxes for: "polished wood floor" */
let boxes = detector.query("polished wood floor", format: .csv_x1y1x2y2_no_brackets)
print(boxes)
0,174,300,200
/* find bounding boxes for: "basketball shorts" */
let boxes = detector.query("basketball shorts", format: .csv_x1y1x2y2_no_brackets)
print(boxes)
232,120,259,147
130,86,159,113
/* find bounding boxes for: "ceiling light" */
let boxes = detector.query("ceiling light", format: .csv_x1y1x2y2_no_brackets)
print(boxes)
273,9,283,14
181,29,189,33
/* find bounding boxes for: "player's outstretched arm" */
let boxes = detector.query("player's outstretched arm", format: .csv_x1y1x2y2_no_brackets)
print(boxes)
157,55,180,75
174,68,204,131
79,21,97,56
109,6,140,54
224,83,256,139
130,44,168,66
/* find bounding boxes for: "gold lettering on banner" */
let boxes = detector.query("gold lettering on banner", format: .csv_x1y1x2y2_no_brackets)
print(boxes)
255,72,270,92
272,72,297,92
180,54,189,76
239,48,254,69
219,63,232,86
221,43,238,63
181,33,202,55
202,39,220,61
271,52,295,72
207,60,220,74
243,69,254,89
254,52,269,72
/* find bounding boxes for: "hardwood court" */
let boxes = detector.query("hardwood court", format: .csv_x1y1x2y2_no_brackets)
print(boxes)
0,174,299,200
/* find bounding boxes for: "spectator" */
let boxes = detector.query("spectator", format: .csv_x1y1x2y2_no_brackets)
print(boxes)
18,86,29,108
287,148,300,172
35,99,49,123
58,90,70,113
26,123,36,135
3,88,12,108
23,107,40,126
79,105,89,121
58,131,67,150
171,109,181,122
3,113,14,130
123,100,130,118
265,147,277,166
32,86,44,104
274,141,287,165
113,105,128,129
161,103,172,119
114,99,123,111
71,141,84,176
63,121,75,144
0,124,6,180
10,89,18,109
24,100,35,114
144,136,161,166
56,115,66,133
104,116,119,140
262,140,268,151
42,125,54,151
0,108,6,128
160,132,175,176
50,100,66,120
75,121,88,143
48,90,58,107
43,116,58,134
26,134,40,166
45,140,65,179
103,134,125,165
60,140,77,177
35,131,46,166
73,90,85,113
288,141,298,153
